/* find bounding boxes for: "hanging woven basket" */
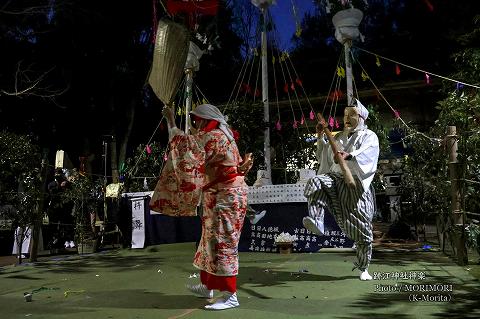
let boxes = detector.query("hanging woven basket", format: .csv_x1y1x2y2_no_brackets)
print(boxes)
148,20,190,105
332,8,364,44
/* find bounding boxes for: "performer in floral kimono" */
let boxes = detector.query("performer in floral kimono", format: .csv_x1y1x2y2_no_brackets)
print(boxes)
303,98,379,281
160,103,253,310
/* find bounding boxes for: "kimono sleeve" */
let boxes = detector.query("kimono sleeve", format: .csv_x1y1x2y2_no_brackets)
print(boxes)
149,134,206,216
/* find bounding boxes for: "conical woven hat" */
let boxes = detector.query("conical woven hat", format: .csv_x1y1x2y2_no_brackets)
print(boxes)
149,20,189,105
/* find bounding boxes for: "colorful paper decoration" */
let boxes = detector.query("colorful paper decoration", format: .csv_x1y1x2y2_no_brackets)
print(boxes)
425,73,430,84
292,120,298,129
328,116,335,128
329,89,344,101
146,145,152,154
335,119,340,128
395,64,401,75
295,78,303,87
300,114,305,125
295,27,302,38
290,82,295,91
275,120,282,131
283,83,289,93
337,66,346,78
375,55,381,67
423,0,434,12
309,110,315,120
166,0,219,17
393,109,400,119
361,71,369,81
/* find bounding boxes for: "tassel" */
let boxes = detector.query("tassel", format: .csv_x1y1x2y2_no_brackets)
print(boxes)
335,119,340,129
146,145,152,154
300,115,305,125
395,64,401,75
309,110,315,120
328,116,335,128
425,73,430,84
393,109,400,119
290,82,295,91
361,71,369,81
283,83,289,93
275,120,282,131
295,78,303,87
292,120,298,129
375,55,381,67
423,0,434,11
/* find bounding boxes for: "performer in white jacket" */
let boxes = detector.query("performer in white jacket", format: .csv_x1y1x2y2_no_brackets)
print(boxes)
303,98,379,280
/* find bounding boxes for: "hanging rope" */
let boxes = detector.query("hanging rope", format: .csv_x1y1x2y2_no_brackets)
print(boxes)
224,54,249,111
354,55,434,141
354,46,480,90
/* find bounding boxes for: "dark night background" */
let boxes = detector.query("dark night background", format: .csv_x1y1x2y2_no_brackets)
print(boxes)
1,0,479,176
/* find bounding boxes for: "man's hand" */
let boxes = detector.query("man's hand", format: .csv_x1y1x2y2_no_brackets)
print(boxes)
334,151,352,164
316,113,327,137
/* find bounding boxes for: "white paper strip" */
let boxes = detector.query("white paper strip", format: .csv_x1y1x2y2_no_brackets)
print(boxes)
130,198,146,249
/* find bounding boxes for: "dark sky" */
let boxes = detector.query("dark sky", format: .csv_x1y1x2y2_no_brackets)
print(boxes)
270,0,315,50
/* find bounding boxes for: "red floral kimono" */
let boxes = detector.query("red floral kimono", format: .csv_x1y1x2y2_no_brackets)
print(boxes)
151,126,247,290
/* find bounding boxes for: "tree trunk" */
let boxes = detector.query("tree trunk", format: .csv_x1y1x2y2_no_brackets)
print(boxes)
110,137,119,183
118,98,136,177
15,228,25,265
30,158,48,262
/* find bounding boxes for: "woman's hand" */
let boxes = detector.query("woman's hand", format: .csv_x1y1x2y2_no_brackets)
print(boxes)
162,106,176,128
238,153,254,175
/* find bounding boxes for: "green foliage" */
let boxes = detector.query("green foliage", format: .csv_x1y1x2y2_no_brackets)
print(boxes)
226,102,267,183
226,102,318,184
399,16,480,226
60,174,102,241
123,142,167,192
466,223,480,254
320,0,368,15
365,103,391,158
0,131,42,229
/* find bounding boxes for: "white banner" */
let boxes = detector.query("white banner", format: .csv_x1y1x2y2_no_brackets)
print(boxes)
130,198,146,249
12,226,43,255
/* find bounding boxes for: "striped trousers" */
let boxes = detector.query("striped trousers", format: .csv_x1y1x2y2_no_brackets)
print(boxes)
304,173,375,271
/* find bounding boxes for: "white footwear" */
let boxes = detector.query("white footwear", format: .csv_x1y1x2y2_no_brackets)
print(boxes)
186,284,213,299
360,270,372,281
204,292,239,310
302,217,324,236
249,210,266,225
